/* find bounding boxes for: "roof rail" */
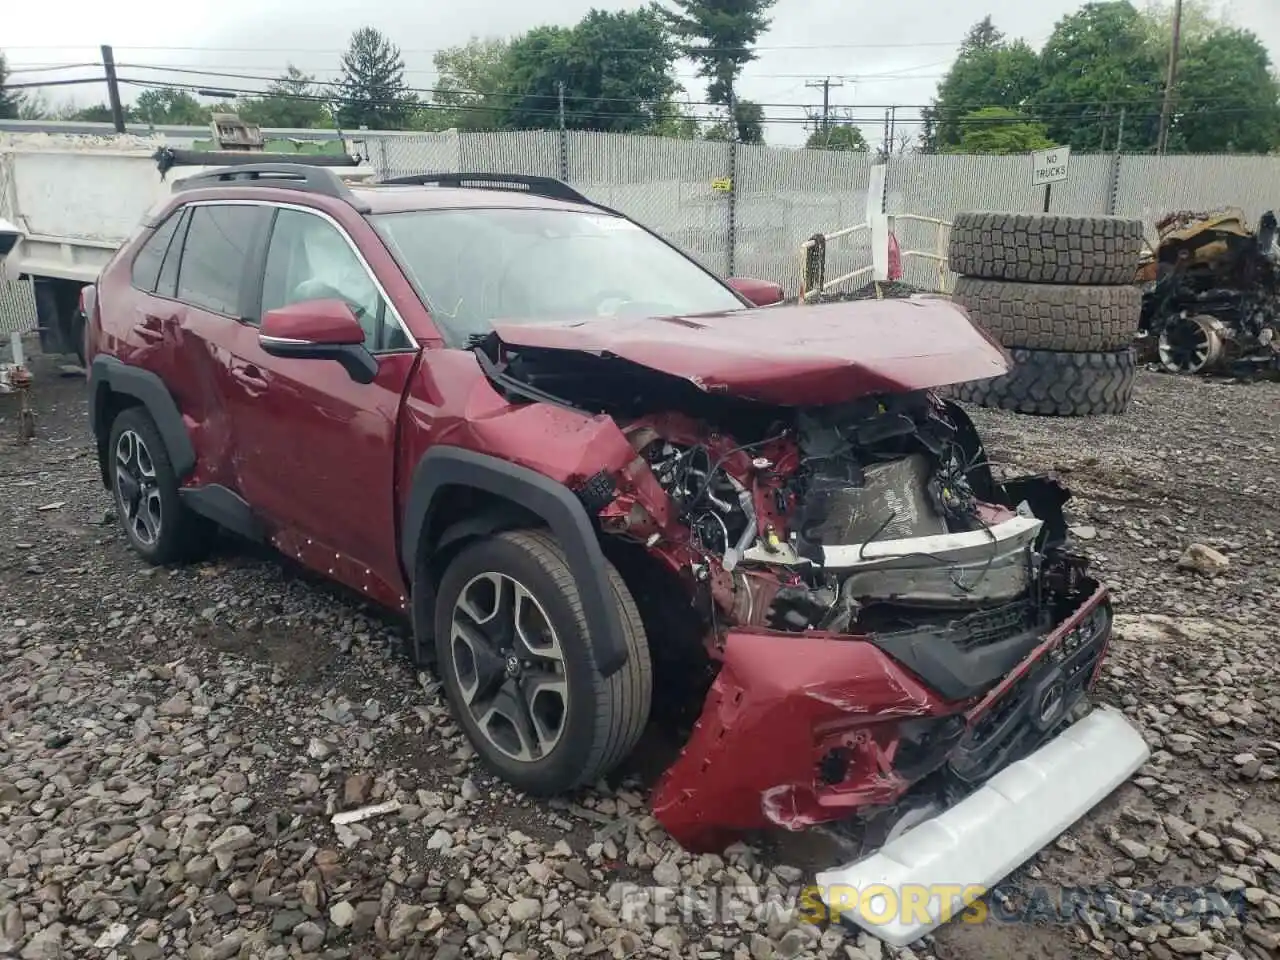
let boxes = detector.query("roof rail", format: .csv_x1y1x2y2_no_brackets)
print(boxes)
380,172,594,207
170,162,371,213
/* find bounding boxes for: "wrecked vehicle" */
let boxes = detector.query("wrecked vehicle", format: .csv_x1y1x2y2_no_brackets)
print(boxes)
75,166,1149,945
1137,208,1280,375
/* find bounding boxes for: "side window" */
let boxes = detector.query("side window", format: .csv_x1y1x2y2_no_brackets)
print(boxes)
176,205,261,316
156,208,191,299
130,210,183,292
260,208,409,352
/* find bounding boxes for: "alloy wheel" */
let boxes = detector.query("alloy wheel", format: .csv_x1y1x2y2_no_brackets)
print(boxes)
114,429,163,547
449,572,569,762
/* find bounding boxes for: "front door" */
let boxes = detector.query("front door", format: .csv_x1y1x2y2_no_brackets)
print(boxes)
224,205,420,608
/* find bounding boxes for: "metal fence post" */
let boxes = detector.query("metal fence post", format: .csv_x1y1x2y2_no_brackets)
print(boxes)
376,138,389,178
726,91,738,279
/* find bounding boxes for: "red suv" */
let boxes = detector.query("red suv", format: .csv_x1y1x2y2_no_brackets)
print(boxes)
84,163,1148,936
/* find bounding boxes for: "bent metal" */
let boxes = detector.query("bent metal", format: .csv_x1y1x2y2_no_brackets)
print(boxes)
74,162,1150,947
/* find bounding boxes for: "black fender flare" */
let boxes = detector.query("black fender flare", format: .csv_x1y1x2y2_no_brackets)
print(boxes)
89,355,197,482
401,446,630,679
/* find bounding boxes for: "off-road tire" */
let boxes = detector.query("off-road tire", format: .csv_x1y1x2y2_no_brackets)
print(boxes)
948,212,1145,286
952,277,1141,352
107,407,216,564
433,529,652,795
952,347,1137,416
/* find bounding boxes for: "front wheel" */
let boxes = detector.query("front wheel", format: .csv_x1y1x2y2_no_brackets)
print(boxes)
433,529,652,795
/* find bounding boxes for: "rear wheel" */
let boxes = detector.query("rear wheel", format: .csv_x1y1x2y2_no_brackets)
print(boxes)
433,529,652,794
107,407,216,564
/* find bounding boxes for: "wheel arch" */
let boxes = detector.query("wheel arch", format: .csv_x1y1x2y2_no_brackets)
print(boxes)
401,446,631,678
90,355,196,488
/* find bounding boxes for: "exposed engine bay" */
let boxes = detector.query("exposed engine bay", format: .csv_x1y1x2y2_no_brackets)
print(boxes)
1137,208,1280,376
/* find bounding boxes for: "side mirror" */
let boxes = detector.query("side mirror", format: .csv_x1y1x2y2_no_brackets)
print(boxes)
0,217,25,283
727,276,785,307
259,299,377,384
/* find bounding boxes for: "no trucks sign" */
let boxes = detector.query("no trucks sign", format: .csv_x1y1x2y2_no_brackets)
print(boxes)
1032,146,1071,187
1032,145,1070,212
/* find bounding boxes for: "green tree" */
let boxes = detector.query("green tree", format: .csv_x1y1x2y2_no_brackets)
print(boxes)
238,65,330,128
653,97,701,139
337,26,417,129
0,52,23,120
503,8,678,133
1166,28,1280,154
134,88,211,125
1032,2,1164,151
704,98,764,143
661,0,777,109
944,107,1054,154
66,102,134,123
805,122,867,151
18,90,50,120
428,37,512,131
923,16,1042,151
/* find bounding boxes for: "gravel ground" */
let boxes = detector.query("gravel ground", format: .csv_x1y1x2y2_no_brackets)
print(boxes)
1,355,1278,960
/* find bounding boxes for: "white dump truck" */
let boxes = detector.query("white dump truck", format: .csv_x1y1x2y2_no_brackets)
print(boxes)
0,117,371,364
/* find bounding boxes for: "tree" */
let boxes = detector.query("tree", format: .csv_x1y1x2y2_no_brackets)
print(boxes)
65,102,134,123
922,17,1042,151
238,65,330,128
653,97,701,139
704,99,764,143
503,8,678,133
662,0,778,109
805,122,867,151
429,37,511,131
1032,2,1164,152
0,52,23,120
134,89,211,125
1166,28,1280,154
337,27,417,130
944,107,1054,154
18,90,51,120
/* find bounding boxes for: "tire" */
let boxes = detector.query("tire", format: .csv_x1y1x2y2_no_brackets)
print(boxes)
948,212,1145,286
952,347,1136,417
952,277,1141,352
433,529,652,795
107,407,216,564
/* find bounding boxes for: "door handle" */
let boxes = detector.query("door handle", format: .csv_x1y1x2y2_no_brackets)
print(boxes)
231,363,268,390
135,314,166,343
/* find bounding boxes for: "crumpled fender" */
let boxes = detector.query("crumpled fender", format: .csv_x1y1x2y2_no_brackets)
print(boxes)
651,630,955,852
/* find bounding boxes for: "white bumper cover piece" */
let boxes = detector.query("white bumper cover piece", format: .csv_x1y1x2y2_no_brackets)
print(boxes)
814,706,1150,947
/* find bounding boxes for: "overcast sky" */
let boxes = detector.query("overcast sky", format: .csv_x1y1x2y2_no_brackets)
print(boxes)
6,0,1279,146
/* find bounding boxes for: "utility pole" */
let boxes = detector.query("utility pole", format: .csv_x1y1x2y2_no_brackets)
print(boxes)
1156,0,1183,155
556,80,568,181
101,44,126,134
804,77,844,129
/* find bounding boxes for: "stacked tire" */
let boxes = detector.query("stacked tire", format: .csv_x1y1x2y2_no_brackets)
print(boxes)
947,212,1145,416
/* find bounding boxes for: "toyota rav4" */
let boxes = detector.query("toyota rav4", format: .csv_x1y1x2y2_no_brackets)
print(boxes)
82,162,1149,945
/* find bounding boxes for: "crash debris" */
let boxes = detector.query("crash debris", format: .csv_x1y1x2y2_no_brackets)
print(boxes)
1137,208,1280,376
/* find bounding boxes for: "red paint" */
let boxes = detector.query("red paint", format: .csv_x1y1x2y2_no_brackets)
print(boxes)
651,584,1114,851
492,297,1010,405
261,299,366,344
726,276,785,306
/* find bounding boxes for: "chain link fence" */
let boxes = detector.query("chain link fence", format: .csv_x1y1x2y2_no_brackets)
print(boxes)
0,153,37,338
4,125,1280,322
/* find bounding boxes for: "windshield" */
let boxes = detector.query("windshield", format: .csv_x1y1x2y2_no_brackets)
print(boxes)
371,207,746,342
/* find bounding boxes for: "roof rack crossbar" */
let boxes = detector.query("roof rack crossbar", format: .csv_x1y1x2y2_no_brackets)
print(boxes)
171,162,372,213
380,172,594,207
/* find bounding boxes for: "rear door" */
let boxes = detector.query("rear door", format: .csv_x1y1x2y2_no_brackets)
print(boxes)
162,202,273,489
222,204,419,608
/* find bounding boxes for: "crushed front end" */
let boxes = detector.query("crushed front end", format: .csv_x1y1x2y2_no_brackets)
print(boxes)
472,325,1149,944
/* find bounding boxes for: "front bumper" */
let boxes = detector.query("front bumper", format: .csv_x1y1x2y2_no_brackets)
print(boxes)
815,705,1150,946
651,584,1115,852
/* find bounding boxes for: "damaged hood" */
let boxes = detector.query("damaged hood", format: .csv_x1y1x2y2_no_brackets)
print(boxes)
489,297,1009,405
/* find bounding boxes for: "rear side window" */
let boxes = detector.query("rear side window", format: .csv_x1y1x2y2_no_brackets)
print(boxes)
176,205,262,316
155,209,191,299
130,211,183,292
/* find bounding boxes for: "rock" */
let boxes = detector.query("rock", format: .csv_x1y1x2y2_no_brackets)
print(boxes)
507,899,541,923
389,903,426,940
1176,544,1228,575
329,901,356,928
1165,933,1213,954
343,773,373,807
652,858,682,886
